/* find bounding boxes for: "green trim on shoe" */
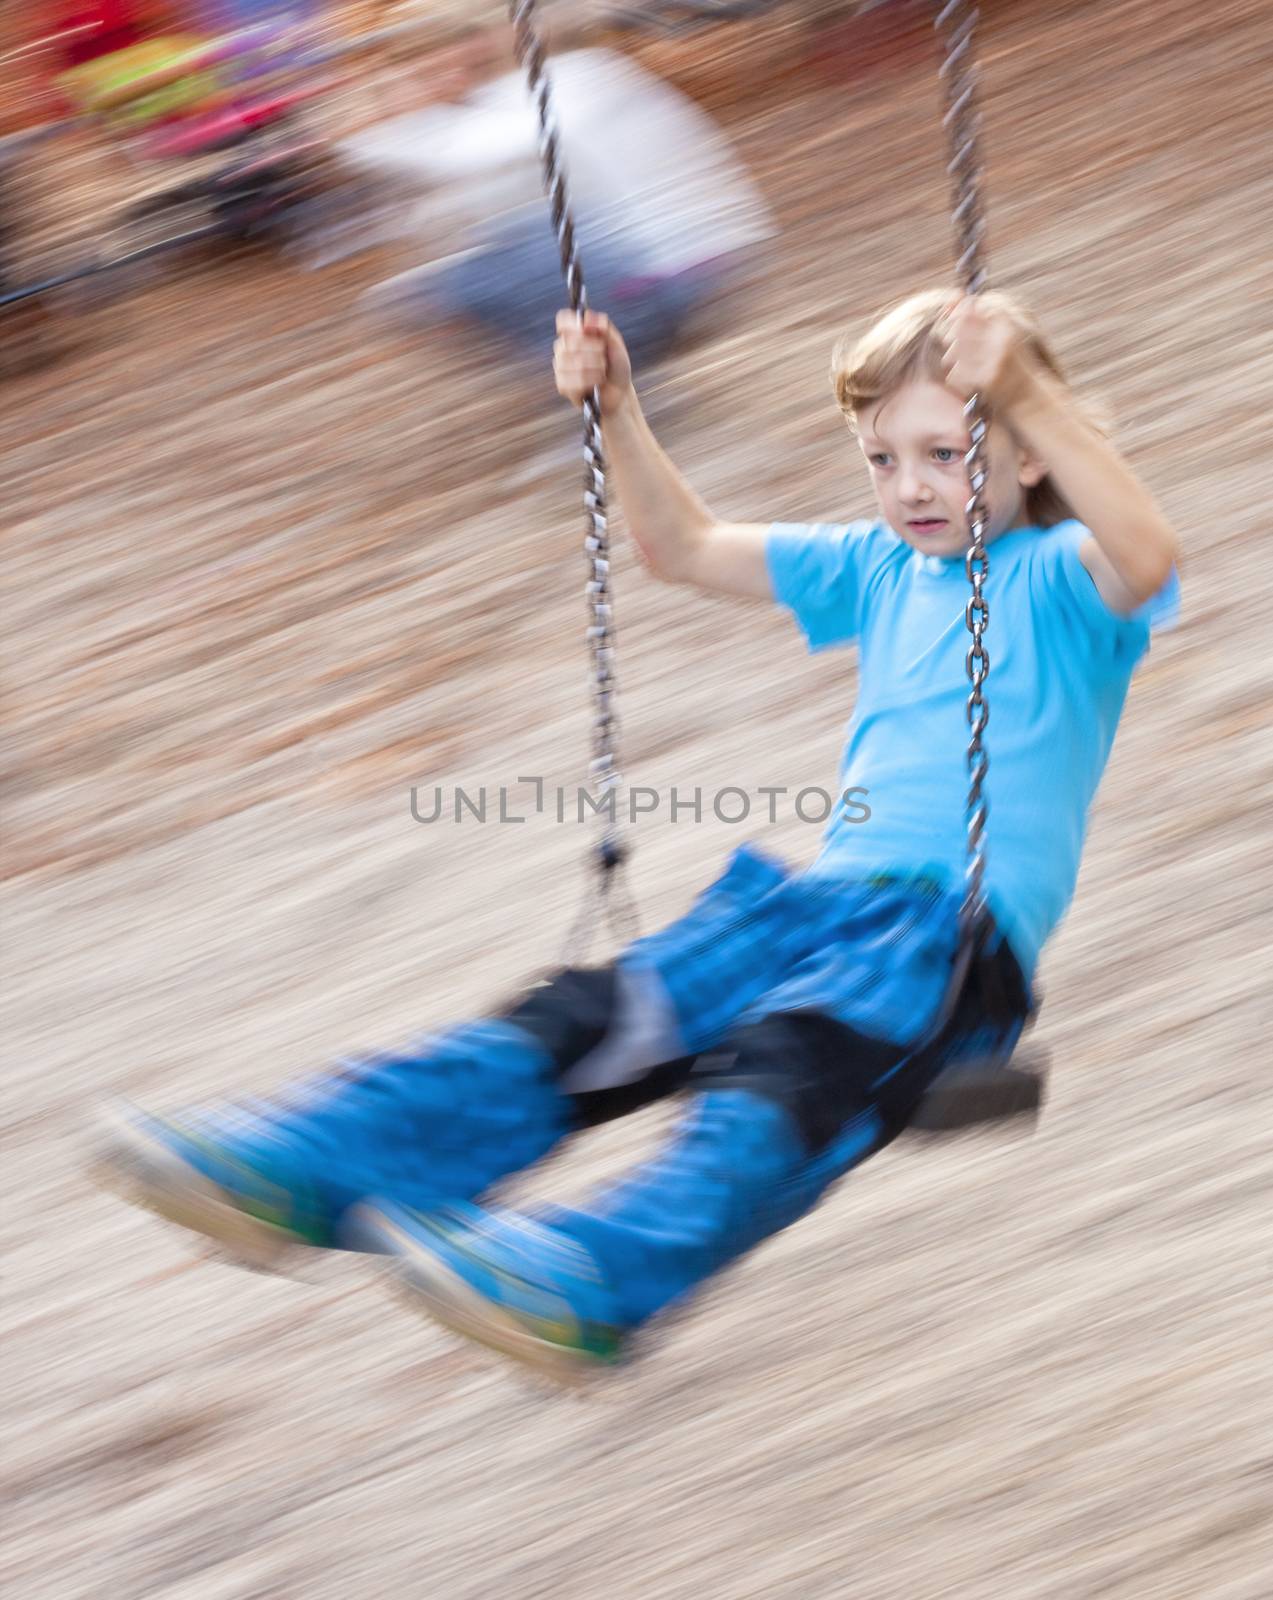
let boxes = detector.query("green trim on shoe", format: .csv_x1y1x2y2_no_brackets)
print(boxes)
348,1201,627,1383
90,1101,333,1273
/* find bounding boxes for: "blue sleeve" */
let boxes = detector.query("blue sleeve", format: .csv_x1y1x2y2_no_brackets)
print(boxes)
766,521,878,652
1035,521,1180,670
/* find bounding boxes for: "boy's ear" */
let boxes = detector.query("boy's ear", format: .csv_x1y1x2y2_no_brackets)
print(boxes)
1017,445,1048,489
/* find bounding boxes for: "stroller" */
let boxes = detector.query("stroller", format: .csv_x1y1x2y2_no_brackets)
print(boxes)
1,0,337,336
49,0,335,246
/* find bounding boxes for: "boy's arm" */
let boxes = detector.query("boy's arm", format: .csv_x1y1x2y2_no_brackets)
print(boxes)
602,390,772,597
943,297,1180,615
1006,372,1180,614
556,313,772,600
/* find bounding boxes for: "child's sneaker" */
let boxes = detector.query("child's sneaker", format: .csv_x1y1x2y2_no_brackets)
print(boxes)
90,1099,347,1272
347,1199,626,1383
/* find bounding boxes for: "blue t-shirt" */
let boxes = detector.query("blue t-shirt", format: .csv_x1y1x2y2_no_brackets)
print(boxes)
767,519,1179,976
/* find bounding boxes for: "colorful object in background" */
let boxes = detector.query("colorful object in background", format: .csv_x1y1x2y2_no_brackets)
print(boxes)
194,0,318,26
43,3,193,68
143,80,326,157
58,37,225,127
188,0,325,87
1,0,336,331
50,0,324,131
48,3,145,68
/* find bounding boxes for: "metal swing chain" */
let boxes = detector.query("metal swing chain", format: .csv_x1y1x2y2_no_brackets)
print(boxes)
508,0,988,956
935,0,992,947
507,1,635,954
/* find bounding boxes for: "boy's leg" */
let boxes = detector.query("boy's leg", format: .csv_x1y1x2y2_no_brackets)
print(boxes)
93,1016,576,1269
94,843,800,1272
351,903,1034,1372
92,963,699,1271
346,1008,915,1370
541,998,1029,1332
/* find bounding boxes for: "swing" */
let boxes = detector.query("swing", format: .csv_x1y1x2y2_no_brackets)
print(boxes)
509,0,1047,1132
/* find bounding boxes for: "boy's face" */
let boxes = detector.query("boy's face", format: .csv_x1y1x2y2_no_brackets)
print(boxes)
857,379,1046,558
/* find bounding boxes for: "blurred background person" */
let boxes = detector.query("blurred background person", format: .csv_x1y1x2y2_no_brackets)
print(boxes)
338,0,775,365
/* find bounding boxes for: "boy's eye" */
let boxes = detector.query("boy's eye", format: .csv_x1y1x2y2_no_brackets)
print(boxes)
932,447,959,463
868,452,893,468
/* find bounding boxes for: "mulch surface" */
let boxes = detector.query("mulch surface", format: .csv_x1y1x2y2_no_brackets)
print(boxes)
4,3,1270,1596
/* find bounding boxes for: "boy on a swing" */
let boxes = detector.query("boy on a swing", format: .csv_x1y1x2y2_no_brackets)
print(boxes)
98,291,1180,1378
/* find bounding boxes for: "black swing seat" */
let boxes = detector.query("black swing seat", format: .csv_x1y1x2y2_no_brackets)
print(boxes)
908,1042,1049,1135
902,921,1049,1137
502,952,1048,1143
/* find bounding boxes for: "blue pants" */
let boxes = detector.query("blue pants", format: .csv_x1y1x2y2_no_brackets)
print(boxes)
299,846,1032,1327
396,206,722,366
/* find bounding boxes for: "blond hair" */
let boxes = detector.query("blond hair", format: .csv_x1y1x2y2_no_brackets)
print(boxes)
831,287,1083,528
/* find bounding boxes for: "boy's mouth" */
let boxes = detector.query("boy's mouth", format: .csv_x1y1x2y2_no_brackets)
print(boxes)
907,517,949,535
